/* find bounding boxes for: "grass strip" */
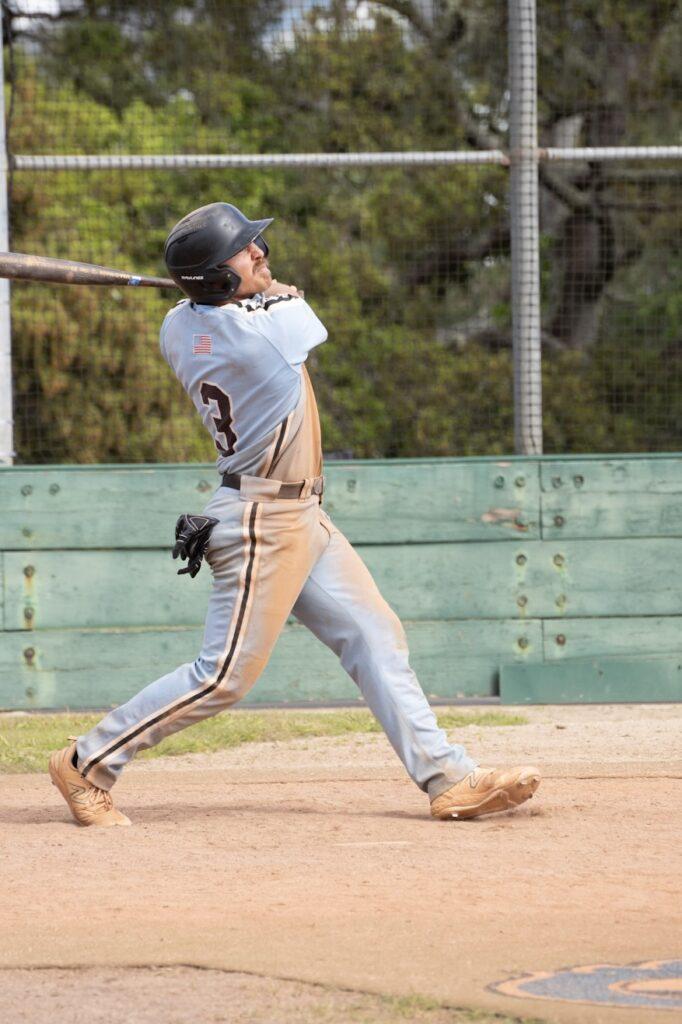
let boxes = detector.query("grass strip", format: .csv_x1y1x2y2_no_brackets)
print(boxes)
0,707,525,774
377,993,547,1022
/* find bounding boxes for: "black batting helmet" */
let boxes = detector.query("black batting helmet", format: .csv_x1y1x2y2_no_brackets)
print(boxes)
164,202,273,305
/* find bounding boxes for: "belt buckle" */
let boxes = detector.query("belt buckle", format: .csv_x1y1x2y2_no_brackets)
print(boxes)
312,477,324,496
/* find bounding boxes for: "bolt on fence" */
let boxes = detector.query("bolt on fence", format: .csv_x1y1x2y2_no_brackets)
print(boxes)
0,0,680,465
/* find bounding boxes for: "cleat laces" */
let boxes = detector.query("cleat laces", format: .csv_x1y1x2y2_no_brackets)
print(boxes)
70,780,113,813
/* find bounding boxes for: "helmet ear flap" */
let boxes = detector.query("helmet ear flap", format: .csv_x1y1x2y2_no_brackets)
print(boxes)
204,264,241,300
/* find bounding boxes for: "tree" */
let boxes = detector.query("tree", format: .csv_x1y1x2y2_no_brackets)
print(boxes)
3,0,680,461
370,0,681,351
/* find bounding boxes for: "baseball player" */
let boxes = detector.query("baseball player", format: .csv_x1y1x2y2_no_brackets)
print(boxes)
49,202,541,827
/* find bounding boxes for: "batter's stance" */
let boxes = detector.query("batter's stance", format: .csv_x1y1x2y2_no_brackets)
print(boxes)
50,203,541,827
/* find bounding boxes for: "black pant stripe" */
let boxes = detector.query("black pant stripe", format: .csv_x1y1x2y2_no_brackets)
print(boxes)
270,416,288,470
81,502,260,778
216,502,258,685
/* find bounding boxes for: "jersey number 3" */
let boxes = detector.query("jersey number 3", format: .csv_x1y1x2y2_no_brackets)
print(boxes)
200,381,237,456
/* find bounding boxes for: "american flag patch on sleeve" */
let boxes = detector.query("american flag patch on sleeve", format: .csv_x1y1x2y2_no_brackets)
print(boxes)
192,334,212,355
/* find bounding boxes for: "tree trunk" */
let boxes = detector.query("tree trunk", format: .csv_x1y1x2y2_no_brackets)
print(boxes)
549,208,615,349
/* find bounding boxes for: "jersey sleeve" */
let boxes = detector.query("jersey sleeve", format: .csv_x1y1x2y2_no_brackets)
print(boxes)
242,294,328,369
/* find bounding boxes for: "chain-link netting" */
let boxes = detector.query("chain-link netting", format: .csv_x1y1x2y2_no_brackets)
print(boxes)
9,163,512,463
540,161,682,452
536,1,682,452
1,0,680,463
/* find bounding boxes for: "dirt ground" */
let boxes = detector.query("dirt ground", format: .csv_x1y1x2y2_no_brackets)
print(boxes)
1,703,681,1024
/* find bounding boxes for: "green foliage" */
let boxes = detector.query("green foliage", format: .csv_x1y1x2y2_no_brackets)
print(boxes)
537,0,682,141
5,1,681,463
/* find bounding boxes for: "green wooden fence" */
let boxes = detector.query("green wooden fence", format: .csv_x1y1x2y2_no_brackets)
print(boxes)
1,454,681,710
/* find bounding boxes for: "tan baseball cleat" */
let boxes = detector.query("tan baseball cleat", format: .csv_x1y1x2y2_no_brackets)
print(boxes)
430,765,541,820
49,741,131,827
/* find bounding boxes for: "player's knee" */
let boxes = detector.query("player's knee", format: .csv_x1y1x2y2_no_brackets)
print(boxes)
190,651,263,704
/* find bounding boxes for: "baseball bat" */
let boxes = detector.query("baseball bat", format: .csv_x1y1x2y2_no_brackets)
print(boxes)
0,251,177,289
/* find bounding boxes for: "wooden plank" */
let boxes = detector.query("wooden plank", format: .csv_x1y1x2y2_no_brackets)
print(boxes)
2,542,548,629
1,451,676,548
500,655,682,704
5,537,682,630
2,549,212,630
542,616,682,660
0,459,540,549
321,460,540,544
0,466,220,552
0,619,542,710
541,457,682,539
534,538,682,617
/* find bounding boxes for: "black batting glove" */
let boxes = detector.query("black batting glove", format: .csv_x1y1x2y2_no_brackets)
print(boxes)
172,514,219,578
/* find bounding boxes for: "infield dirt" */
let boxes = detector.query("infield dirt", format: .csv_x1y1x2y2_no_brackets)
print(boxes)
1,703,680,1024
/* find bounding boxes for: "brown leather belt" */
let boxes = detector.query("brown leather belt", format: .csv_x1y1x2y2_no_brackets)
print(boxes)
221,472,324,499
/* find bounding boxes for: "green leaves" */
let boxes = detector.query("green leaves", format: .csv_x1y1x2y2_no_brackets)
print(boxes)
6,2,681,462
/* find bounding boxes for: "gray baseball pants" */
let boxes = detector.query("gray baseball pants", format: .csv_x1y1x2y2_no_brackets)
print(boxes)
76,481,476,797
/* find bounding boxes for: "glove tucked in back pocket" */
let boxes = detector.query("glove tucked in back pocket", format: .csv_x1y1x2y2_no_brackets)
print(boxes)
172,514,219,578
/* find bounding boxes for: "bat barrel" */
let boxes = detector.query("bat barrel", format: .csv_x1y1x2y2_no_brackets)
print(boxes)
0,252,176,289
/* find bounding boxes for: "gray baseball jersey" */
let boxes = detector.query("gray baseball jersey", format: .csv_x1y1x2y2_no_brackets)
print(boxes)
160,293,327,480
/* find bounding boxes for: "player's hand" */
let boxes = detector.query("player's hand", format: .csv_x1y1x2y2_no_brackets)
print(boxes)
263,279,303,298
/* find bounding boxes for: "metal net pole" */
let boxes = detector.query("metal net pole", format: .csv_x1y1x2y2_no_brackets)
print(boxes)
508,0,542,455
0,12,13,464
